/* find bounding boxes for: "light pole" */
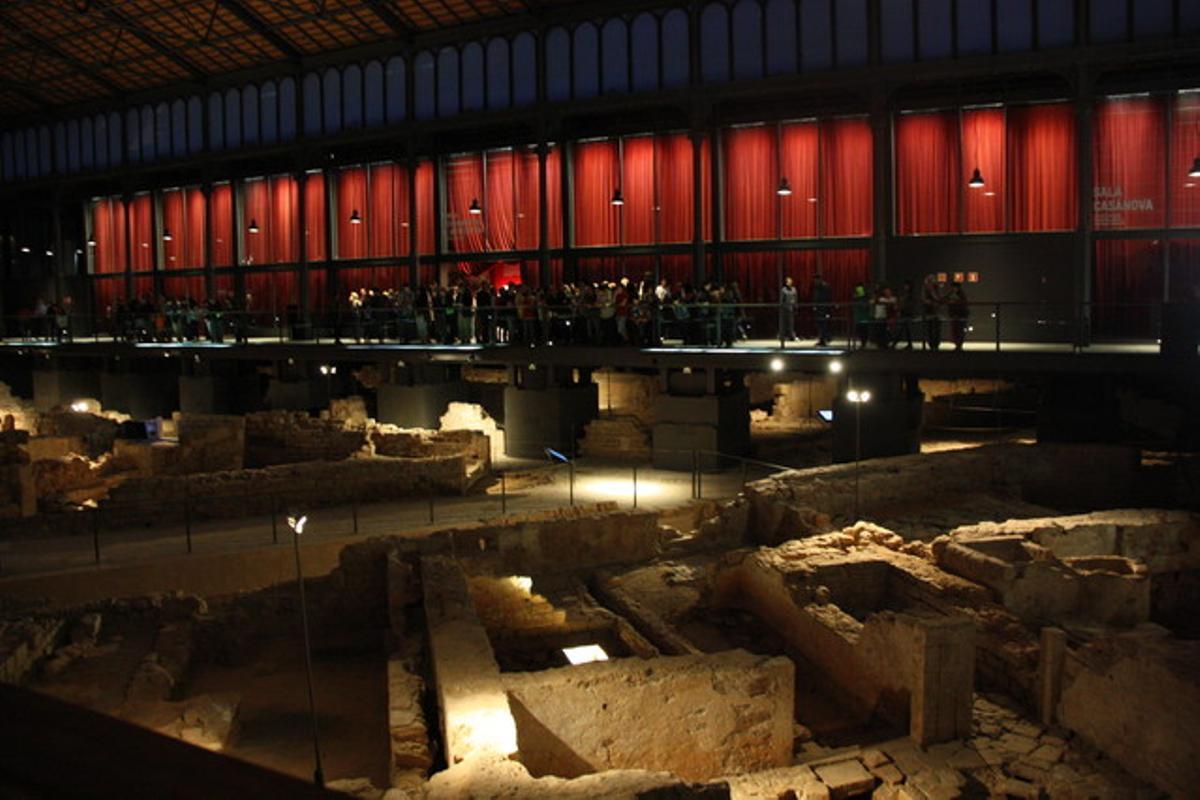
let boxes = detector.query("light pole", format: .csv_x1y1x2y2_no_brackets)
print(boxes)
846,389,872,522
288,514,324,787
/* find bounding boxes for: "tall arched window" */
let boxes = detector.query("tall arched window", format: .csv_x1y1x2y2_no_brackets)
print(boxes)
438,46,460,117
364,61,385,126
171,99,187,156
95,114,110,170
765,0,797,75
385,56,406,122
186,96,203,154
126,107,142,163
545,28,571,101
107,111,123,165
80,117,94,170
662,10,690,88
601,18,629,94
573,23,600,98
260,81,278,144
343,64,363,128
141,105,157,162
223,89,241,150
154,102,171,157
512,33,537,106
303,73,322,137
732,0,764,80
631,14,659,92
322,68,342,132
700,4,731,83
241,85,259,145
278,78,297,141
414,51,435,120
462,42,484,111
486,38,510,109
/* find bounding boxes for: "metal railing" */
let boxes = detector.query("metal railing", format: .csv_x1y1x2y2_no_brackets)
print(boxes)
0,300,1172,352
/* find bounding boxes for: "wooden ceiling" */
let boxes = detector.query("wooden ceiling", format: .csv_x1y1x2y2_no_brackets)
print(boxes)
0,0,558,118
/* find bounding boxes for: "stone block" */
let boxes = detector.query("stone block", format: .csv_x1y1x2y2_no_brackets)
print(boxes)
812,760,876,800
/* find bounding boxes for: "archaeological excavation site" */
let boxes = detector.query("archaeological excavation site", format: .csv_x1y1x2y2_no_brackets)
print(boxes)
0,355,1197,800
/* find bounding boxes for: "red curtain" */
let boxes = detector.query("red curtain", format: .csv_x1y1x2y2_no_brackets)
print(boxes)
93,276,123,316
724,125,776,241
1009,103,1076,232
269,175,298,263
368,163,399,258
1170,93,1200,228
515,148,539,249
1094,97,1166,230
445,153,485,254
660,255,692,285
241,179,269,265
132,275,155,301
821,118,873,237
700,138,713,241
726,252,779,302
304,172,327,262
213,274,235,303
780,121,820,238
91,197,126,275
162,189,184,270
656,133,695,244
486,149,517,251
337,167,368,259
895,111,960,234
184,188,205,268
210,183,233,267
574,140,621,246
162,275,205,301
546,147,563,248
1168,239,1200,301
307,270,327,310
129,193,154,271
1093,239,1163,337
415,160,435,254
963,109,1006,232
245,271,297,313
623,136,656,245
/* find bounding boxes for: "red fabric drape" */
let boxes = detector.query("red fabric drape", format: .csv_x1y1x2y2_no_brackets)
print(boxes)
241,179,269,265
780,121,820,238
337,167,368,259
307,270,327,310
516,148,540,250
304,172,327,262
368,163,399,258
184,188,205,268
210,183,233,268
700,138,713,241
1168,239,1200,301
1170,93,1200,228
415,160,435,254
486,149,517,252
724,126,777,241
1094,97,1166,230
574,140,621,246
162,189,184,270
245,271,297,313
546,147,563,248
1093,239,1163,338
269,175,298,263
821,118,873,237
93,277,123,316
445,153,485,255
895,111,960,234
726,252,779,301
1009,103,1076,232
660,255,692,285
129,194,154,271
91,197,126,275
963,109,1006,232
213,274,235,303
162,275,205,301
623,136,656,245
132,275,154,301
656,133,695,243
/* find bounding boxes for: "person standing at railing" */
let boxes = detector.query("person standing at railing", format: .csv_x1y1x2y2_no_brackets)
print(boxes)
852,283,871,349
896,280,917,350
779,276,798,342
811,273,832,346
921,274,943,351
614,278,631,343
946,281,969,351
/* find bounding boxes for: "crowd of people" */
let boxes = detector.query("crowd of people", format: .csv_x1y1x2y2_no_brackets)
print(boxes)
17,271,973,351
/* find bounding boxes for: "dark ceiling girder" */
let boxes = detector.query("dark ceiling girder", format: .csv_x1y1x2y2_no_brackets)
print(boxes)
359,0,415,39
0,78,49,109
214,0,303,61
0,11,123,95
89,0,208,82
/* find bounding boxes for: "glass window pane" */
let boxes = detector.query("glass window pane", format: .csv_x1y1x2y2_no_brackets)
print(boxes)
171,100,187,156
67,119,81,172
126,108,141,163
881,0,914,63
0,133,11,181
801,0,834,70
187,96,203,154
1134,0,1172,38
957,0,992,54
996,0,1034,51
732,0,764,80
631,14,659,91
95,116,109,170
512,33,537,106
364,61,384,126
260,81,278,144
39,127,51,176
80,118,93,170
343,64,363,128
385,57,406,122
437,47,460,117
662,9,690,88
836,0,869,67
462,43,484,111
1089,0,1125,43
602,18,629,93
142,105,157,162
700,4,731,83
546,27,571,101
918,0,953,59
108,112,122,166
486,38,511,109
154,102,170,157
223,90,241,150
414,51,435,120
322,68,342,132
1038,0,1075,47
279,78,296,142
241,86,259,145
573,23,600,98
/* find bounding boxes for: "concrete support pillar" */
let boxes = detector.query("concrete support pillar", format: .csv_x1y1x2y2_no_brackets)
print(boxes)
910,617,975,746
651,369,749,470
1038,626,1067,727
831,373,923,463
377,363,467,429
503,365,597,458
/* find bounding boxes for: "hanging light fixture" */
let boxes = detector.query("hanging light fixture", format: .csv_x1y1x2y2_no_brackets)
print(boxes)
247,218,260,234
968,167,986,189
86,237,97,247
1189,157,1200,179
610,189,624,206
18,245,30,254
777,177,793,196
349,209,363,224
468,198,482,215
162,228,173,242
